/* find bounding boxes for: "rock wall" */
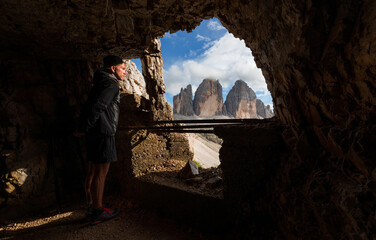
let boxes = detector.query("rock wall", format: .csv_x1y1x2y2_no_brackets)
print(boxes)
216,121,375,239
218,0,376,128
141,39,172,121
216,121,286,239
0,59,96,218
215,2,376,238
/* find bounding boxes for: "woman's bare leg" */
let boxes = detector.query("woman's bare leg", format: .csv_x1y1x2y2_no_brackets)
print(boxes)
85,162,94,206
91,162,111,209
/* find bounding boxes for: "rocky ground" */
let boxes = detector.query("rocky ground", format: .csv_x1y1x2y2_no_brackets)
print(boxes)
0,197,224,240
138,159,223,199
1,159,224,240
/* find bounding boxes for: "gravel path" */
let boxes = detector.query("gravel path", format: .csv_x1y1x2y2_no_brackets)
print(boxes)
187,133,221,168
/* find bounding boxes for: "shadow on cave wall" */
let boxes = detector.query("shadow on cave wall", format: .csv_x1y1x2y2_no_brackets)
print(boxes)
0,59,97,219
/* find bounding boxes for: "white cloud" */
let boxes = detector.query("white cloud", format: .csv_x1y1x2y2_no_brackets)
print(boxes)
196,34,211,42
203,41,215,49
163,32,172,38
189,50,197,57
207,20,225,31
255,91,270,97
164,33,270,100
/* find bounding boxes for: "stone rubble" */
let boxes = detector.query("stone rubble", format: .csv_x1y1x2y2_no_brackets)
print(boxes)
178,160,199,179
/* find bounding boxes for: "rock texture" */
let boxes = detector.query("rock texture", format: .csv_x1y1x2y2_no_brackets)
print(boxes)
120,60,149,99
178,160,199,179
224,80,258,118
256,99,266,118
265,105,274,118
0,0,376,239
173,85,194,116
0,59,98,218
193,79,224,117
216,119,376,239
256,99,273,118
141,39,172,121
215,121,288,239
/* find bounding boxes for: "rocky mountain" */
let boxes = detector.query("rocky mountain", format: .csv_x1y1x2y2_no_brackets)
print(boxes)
256,99,266,118
193,79,225,117
224,80,258,118
173,79,273,119
256,99,274,118
265,105,274,118
173,84,194,116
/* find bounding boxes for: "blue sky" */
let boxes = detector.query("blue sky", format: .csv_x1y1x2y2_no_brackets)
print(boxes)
133,18,273,109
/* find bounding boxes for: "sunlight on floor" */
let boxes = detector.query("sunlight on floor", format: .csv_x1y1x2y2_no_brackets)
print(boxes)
1,211,73,232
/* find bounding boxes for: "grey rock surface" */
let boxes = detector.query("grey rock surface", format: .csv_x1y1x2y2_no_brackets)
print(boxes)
193,79,224,117
173,84,194,116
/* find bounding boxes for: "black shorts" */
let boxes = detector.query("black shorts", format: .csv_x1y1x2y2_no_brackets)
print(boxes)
86,133,117,164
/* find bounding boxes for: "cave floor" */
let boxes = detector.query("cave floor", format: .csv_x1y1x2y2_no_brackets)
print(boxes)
137,164,224,199
0,198,223,240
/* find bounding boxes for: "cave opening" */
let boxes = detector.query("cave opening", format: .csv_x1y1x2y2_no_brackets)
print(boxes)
129,17,277,198
162,17,274,119
1,1,375,239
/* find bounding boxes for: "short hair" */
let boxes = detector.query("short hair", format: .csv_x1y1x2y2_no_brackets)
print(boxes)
103,55,123,68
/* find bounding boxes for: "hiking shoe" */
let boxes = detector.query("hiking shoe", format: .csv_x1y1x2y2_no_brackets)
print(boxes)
85,203,112,221
91,207,120,225
85,205,93,221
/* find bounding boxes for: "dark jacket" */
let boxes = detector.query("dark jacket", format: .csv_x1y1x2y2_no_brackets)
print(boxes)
78,69,120,136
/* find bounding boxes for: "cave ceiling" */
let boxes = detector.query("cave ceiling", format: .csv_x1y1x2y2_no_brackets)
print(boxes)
1,0,375,128
0,0,217,60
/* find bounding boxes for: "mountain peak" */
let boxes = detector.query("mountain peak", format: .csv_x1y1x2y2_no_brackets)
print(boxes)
224,79,258,118
193,79,224,117
173,84,194,116
173,79,273,119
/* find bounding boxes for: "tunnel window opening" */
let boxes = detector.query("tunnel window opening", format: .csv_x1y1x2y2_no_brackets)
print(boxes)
119,58,148,100
134,18,274,199
162,17,272,167
133,18,272,199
